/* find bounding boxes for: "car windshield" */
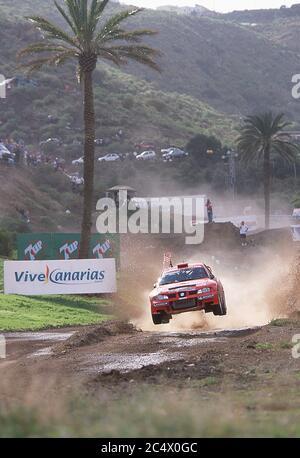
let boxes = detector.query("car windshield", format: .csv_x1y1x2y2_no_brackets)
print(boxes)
159,267,208,286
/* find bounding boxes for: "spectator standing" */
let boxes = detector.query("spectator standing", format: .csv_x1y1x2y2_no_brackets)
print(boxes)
206,198,213,223
240,221,249,246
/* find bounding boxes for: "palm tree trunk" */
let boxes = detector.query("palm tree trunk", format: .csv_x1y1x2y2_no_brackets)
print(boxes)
263,146,271,230
79,70,95,259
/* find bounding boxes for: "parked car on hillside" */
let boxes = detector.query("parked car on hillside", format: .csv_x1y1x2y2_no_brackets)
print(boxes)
136,150,156,161
135,141,155,151
161,147,174,154
98,153,120,162
162,148,188,161
72,139,82,146
0,144,15,164
72,156,84,166
39,137,62,147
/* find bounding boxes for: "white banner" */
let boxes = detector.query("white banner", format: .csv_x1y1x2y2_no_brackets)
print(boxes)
291,225,300,242
4,259,117,295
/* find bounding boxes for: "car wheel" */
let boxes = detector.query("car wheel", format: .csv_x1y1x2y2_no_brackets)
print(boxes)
221,294,227,315
152,312,170,325
161,313,171,324
213,294,227,316
152,313,162,325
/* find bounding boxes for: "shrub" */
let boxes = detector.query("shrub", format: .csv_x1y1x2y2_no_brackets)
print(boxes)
0,217,30,235
292,193,300,208
122,96,134,110
0,230,14,257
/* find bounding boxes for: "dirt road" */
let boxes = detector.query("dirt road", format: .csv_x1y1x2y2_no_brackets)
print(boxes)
1,319,300,396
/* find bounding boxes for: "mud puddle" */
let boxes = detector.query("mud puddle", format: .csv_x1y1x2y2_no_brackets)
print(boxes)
6,331,74,342
28,347,53,358
78,327,258,374
154,326,262,339
81,350,183,374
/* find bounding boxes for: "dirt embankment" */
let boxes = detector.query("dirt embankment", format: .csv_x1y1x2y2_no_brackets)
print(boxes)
54,321,139,354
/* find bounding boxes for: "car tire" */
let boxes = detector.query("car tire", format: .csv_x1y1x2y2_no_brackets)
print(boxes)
213,294,227,316
161,313,171,324
152,312,170,325
152,313,162,325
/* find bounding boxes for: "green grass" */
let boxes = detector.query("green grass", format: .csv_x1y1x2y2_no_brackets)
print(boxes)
270,319,292,327
2,387,300,437
255,342,274,350
279,341,294,350
0,259,4,292
0,294,113,331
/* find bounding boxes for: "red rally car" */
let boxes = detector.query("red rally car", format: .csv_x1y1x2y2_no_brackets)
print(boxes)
150,262,227,325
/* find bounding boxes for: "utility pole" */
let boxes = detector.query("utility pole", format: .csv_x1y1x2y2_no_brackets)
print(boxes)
222,150,238,200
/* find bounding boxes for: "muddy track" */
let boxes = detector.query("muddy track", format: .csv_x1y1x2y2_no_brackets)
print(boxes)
0,323,265,385
1,320,300,401
2,324,261,367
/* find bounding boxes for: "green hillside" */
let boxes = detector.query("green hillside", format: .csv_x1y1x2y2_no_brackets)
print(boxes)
0,13,236,148
255,18,300,53
2,1,300,124
123,10,300,120
0,1,299,235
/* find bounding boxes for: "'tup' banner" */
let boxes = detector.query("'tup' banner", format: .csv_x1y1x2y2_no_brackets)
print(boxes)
17,233,120,267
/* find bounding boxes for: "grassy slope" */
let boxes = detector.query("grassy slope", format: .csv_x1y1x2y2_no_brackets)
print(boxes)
0,259,113,331
0,12,236,148
117,10,300,121
3,1,300,119
2,387,300,437
255,18,300,53
0,166,82,233
0,294,112,331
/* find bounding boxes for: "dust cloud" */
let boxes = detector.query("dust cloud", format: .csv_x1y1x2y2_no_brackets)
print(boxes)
113,182,295,332
116,228,295,332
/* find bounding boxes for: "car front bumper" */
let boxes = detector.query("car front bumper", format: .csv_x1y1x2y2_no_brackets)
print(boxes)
151,293,218,316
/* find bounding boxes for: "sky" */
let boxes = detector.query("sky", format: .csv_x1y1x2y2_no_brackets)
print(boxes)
120,0,296,13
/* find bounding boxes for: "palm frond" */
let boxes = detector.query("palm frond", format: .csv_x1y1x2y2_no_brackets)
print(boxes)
54,1,78,36
100,28,157,44
272,139,300,162
19,50,74,73
89,0,109,31
63,0,80,32
80,0,88,36
96,8,142,42
97,48,125,66
18,42,76,58
26,15,80,49
102,44,161,71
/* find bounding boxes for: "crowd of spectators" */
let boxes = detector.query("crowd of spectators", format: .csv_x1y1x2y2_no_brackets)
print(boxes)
0,138,67,170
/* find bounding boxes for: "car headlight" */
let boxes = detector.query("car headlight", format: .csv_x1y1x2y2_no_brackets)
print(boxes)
198,288,211,294
153,294,168,301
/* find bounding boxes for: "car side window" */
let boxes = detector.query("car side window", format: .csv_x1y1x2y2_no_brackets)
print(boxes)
205,265,215,279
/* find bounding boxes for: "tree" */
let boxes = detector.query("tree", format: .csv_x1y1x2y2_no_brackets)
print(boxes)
19,0,160,258
236,112,299,229
186,133,223,166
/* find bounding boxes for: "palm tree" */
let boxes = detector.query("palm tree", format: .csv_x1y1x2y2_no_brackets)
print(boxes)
19,0,160,258
236,112,299,229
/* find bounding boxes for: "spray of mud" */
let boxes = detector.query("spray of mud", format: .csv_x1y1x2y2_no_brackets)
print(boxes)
116,227,295,332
